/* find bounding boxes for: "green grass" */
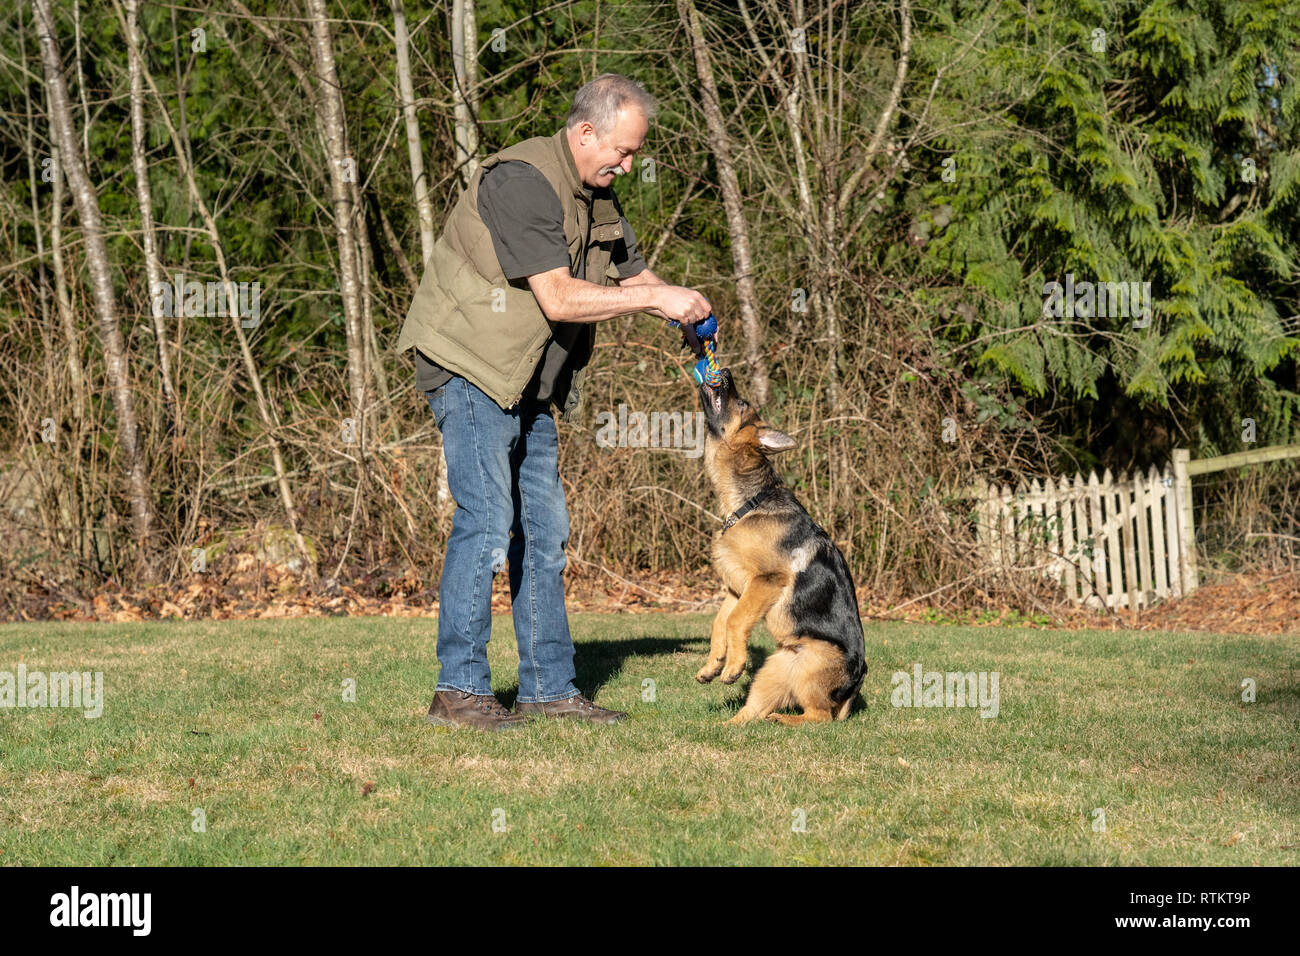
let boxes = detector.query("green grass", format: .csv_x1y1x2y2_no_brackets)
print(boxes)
1,614,1297,865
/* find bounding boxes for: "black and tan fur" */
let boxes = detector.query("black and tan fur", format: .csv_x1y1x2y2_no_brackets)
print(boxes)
697,369,867,725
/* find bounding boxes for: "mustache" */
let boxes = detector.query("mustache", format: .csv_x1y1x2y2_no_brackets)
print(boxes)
598,165,625,177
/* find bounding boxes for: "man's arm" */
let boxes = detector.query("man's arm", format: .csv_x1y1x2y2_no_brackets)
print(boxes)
617,267,669,289
528,267,710,325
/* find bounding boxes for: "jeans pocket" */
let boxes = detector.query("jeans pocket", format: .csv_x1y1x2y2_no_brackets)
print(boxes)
425,384,448,431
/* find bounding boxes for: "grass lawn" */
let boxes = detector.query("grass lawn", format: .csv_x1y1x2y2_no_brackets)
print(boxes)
1,613,1296,865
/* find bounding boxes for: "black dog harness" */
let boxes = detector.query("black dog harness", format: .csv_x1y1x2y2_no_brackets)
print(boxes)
721,488,776,534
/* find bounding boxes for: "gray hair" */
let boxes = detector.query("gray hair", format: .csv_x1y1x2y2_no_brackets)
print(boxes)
565,73,657,138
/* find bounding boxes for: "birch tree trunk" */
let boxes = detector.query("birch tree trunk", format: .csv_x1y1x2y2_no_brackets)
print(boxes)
48,133,93,564
34,0,155,576
22,8,89,566
464,1,480,118
71,0,90,170
392,0,434,264
350,178,389,402
678,0,769,404
48,139,82,424
125,0,181,439
451,0,480,188
306,0,369,449
170,3,196,270
19,9,50,334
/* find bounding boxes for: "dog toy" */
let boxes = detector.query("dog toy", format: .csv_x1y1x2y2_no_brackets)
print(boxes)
669,314,723,386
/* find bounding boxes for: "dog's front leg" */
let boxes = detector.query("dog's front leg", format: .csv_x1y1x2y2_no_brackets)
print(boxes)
718,573,785,685
696,591,738,683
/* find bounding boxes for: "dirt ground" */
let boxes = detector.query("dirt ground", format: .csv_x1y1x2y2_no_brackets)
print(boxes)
6,554,1297,637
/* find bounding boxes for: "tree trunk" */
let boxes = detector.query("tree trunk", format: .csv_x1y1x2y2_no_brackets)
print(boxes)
19,8,51,334
393,0,434,263
48,138,82,424
125,0,181,440
451,0,480,188
350,177,389,403
678,0,769,404
34,0,155,577
306,0,369,449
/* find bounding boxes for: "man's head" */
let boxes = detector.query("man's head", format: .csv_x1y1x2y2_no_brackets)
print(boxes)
565,74,656,189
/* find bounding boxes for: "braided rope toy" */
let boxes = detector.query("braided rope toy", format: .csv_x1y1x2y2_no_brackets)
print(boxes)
669,314,723,386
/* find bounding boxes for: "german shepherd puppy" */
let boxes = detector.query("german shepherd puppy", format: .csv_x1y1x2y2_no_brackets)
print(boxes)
696,369,867,724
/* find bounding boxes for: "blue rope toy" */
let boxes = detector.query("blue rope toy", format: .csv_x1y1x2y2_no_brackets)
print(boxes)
669,314,722,386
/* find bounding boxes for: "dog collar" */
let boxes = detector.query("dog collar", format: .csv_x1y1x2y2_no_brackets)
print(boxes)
721,488,775,534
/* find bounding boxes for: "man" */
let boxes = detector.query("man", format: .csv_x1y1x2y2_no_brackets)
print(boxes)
395,73,713,731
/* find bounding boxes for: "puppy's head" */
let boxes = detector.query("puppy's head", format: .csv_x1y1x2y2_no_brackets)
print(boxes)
698,369,795,479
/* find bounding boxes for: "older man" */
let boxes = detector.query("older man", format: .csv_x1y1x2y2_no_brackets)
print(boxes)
395,74,713,731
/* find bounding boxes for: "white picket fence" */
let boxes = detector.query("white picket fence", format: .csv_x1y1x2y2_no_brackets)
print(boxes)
967,444,1300,608
971,454,1196,609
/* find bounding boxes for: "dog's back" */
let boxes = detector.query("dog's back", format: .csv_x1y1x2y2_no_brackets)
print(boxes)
776,506,868,706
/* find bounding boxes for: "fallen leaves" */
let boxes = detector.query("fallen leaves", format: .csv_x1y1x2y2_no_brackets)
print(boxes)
7,564,1299,638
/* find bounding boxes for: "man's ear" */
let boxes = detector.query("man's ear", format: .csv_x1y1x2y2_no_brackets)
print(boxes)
756,427,796,453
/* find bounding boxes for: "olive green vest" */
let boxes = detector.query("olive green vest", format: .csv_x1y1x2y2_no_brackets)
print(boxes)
393,127,625,422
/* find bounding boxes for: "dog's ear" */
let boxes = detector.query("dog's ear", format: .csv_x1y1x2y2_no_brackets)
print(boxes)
756,427,796,453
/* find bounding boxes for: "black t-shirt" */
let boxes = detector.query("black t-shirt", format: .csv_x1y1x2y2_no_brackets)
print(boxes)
415,161,648,402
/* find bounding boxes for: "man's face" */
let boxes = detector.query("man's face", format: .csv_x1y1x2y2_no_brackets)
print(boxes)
570,107,649,188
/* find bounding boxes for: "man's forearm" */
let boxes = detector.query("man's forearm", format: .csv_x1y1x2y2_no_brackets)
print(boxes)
617,267,668,288
535,273,664,324
528,264,708,325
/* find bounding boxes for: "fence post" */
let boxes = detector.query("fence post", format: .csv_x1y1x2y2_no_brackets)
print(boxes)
1162,465,1181,598
1146,465,1167,601
1172,448,1199,592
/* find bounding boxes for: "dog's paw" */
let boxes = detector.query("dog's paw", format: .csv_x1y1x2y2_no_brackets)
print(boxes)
695,660,724,684
719,665,746,684
725,711,751,725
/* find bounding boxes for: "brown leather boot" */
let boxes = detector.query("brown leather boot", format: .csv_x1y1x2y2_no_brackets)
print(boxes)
514,693,627,724
426,690,530,731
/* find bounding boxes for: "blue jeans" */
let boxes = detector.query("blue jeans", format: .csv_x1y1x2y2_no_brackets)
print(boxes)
425,376,580,703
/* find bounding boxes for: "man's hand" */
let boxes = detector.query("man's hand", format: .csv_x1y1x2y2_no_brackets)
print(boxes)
652,285,712,326
620,270,718,348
